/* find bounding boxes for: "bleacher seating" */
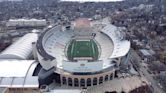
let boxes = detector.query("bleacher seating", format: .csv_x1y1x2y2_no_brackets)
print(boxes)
95,32,113,60
101,25,130,59
42,29,74,62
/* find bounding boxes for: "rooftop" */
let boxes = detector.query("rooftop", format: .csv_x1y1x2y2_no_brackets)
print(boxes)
0,60,39,88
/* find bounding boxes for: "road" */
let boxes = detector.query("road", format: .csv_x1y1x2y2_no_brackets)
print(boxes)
130,49,165,93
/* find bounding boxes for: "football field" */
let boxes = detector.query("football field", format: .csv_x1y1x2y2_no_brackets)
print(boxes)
67,39,99,60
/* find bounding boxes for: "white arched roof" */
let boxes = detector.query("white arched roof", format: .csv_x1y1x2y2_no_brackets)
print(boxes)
0,60,39,87
0,33,38,60
0,60,37,77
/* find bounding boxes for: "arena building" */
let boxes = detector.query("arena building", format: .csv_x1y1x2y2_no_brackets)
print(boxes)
0,18,151,93
36,18,131,88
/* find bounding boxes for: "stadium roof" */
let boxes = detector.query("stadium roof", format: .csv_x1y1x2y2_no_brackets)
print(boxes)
0,60,39,87
0,33,38,60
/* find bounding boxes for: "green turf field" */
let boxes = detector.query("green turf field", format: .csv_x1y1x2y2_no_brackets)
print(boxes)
67,39,99,60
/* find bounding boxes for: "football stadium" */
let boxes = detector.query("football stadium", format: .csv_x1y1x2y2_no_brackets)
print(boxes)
35,18,130,87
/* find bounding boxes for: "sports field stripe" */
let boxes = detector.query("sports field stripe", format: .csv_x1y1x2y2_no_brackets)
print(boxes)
74,40,77,57
89,41,91,57
71,40,75,58
91,40,95,57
